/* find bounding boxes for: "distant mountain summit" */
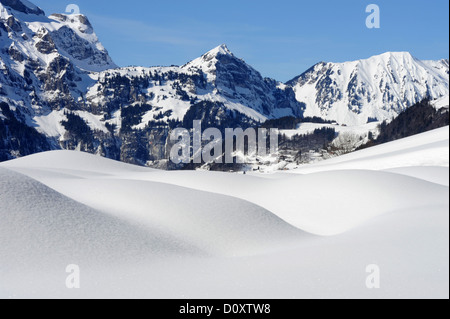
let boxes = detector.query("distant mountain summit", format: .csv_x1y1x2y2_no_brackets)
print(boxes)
288,52,449,125
182,44,303,119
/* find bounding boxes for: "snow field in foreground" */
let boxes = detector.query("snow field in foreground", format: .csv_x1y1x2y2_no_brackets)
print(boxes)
0,127,448,298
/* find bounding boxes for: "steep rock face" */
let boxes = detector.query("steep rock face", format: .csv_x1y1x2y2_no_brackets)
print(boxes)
0,2,115,72
183,45,304,120
288,52,449,125
0,0,117,159
47,13,117,72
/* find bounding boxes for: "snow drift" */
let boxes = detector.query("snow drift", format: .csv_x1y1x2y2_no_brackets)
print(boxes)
0,126,448,298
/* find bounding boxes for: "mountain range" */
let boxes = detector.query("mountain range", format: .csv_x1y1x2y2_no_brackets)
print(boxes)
288,53,448,125
0,0,448,167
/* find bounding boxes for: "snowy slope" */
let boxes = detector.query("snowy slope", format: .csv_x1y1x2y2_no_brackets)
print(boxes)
0,167,198,268
281,121,380,140
432,95,450,110
0,166,303,265
1,127,448,298
2,127,448,236
288,52,449,125
291,126,449,174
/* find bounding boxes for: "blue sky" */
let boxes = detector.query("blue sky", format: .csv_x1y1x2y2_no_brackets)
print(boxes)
34,0,449,82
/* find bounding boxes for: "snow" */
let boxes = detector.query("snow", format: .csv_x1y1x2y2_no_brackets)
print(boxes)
31,109,108,138
385,166,449,187
2,6,116,73
292,53,449,125
281,122,380,138
180,44,296,121
291,126,449,174
90,62,273,125
0,167,193,266
182,44,234,72
43,13,117,72
432,95,450,110
197,93,269,122
74,111,109,133
32,110,67,139
0,126,448,298
207,44,233,57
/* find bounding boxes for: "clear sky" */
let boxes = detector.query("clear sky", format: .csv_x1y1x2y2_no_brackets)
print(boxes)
33,0,449,82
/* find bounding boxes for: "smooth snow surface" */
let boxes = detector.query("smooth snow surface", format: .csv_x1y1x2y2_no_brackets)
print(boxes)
1,127,449,298
432,96,450,110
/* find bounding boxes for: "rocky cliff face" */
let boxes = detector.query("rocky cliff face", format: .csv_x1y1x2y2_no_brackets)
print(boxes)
0,0,116,112
182,44,304,120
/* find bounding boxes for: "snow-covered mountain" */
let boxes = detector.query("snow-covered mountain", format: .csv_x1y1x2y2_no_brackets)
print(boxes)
85,44,304,129
182,44,303,120
0,0,117,114
1,0,302,125
1,0,448,167
0,0,304,166
0,0,116,72
288,52,449,125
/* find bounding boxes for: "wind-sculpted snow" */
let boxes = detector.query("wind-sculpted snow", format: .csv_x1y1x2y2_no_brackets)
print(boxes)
3,127,448,236
0,158,306,259
0,167,204,266
0,125,448,297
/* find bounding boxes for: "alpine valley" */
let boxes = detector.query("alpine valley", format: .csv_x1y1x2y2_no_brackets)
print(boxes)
1,0,449,169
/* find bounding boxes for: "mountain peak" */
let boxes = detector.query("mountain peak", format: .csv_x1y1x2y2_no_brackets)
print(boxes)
0,0,116,72
49,13,93,30
289,51,449,125
0,0,44,16
207,44,233,57
368,51,414,62
182,44,237,70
